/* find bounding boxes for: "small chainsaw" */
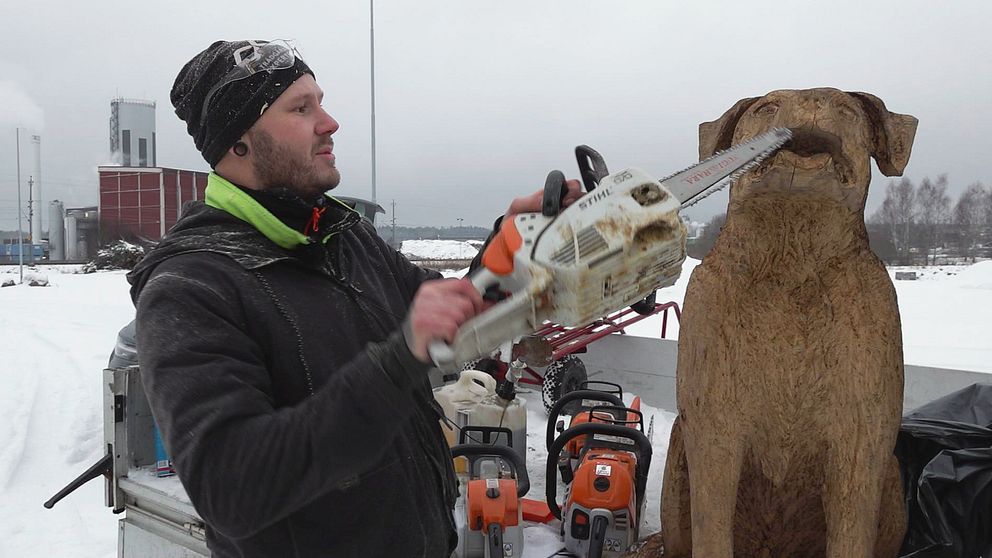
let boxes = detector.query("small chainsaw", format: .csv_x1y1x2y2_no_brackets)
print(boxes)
429,128,793,370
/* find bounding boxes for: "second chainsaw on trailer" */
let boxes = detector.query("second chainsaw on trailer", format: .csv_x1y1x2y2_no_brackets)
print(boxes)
546,398,653,558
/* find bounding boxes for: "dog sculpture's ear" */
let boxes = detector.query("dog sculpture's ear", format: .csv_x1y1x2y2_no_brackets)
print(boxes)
699,97,759,161
848,92,919,177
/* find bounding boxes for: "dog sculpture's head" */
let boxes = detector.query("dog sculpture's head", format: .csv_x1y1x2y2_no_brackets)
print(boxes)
699,88,918,210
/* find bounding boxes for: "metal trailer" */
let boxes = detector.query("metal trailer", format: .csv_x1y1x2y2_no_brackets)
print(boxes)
46,366,208,558
41,299,681,557
463,301,682,411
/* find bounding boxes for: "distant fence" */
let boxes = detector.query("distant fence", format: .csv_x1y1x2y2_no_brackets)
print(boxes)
408,258,474,271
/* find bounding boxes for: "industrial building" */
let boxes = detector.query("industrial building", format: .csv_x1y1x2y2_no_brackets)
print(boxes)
9,96,373,262
110,98,156,167
98,166,208,241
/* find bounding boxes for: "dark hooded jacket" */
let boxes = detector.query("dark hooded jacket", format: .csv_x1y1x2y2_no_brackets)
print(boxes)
127,173,458,557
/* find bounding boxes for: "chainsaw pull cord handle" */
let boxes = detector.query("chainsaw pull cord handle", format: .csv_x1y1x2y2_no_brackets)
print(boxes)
545,422,653,520
575,145,609,193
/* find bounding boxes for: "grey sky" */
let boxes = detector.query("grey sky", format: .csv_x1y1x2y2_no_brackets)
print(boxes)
0,0,989,231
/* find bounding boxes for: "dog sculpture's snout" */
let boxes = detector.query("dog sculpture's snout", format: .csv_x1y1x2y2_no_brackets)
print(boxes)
781,127,844,159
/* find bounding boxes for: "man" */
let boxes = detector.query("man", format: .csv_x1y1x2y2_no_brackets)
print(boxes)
128,39,580,557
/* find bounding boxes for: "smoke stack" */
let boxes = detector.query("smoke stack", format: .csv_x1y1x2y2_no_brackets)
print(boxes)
30,134,42,242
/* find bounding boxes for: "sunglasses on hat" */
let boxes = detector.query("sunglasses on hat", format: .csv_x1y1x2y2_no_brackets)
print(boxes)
198,39,304,128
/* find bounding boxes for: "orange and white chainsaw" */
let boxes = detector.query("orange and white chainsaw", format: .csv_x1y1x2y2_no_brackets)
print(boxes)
546,408,652,558
429,128,793,370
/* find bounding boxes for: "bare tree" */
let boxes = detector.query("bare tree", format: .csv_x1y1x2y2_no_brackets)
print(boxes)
916,175,951,265
870,178,917,264
985,184,992,230
953,182,988,263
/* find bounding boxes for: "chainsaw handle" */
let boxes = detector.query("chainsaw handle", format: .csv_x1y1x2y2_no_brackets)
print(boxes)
542,170,569,217
575,145,609,192
545,422,653,520
545,389,624,451
427,268,503,369
451,443,530,498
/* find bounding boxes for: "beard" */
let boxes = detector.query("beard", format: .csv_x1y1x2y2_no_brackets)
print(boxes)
248,129,341,201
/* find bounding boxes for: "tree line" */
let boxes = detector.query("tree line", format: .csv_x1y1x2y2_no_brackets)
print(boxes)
687,176,991,266
868,176,990,265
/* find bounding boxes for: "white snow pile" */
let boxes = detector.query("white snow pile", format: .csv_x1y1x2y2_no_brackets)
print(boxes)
948,260,992,290
1,253,991,557
401,239,479,260
83,240,145,273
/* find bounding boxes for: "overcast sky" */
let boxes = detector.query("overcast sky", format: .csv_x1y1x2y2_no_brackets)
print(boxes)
0,0,989,231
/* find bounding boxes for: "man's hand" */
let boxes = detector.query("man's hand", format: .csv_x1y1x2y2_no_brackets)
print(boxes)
405,278,484,362
504,179,583,220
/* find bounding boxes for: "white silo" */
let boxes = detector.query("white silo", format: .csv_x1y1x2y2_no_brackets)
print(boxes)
49,200,65,260
110,99,156,167
65,213,78,261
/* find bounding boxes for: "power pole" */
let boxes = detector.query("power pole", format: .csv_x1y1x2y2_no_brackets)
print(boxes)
390,199,396,247
369,0,377,206
28,176,34,243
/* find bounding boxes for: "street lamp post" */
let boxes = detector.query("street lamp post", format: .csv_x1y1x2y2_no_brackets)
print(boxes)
456,218,464,258
15,128,24,283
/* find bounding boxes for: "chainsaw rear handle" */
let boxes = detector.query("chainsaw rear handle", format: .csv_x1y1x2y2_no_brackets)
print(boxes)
545,389,625,451
451,443,530,498
545,422,653,520
458,425,513,447
587,405,646,434
579,381,624,400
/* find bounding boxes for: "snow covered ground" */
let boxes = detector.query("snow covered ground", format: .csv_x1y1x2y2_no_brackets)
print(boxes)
401,239,480,260
1,256,990,557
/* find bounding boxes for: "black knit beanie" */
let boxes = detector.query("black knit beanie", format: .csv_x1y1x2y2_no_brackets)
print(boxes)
171,40,313,168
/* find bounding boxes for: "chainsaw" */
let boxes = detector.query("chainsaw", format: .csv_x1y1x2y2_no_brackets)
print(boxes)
429,128,793,370
545,382,630,473
545,382,626,447
451,442,530,558
546,409,652,557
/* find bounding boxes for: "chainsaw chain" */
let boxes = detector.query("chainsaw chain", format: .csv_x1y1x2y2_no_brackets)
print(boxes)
658,127,792,208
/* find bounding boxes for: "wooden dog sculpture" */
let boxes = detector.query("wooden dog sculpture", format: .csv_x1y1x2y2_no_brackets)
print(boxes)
630,88,918,558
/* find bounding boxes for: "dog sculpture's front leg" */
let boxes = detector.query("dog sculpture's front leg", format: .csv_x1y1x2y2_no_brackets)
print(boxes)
822,415,889,558
683,410,746,558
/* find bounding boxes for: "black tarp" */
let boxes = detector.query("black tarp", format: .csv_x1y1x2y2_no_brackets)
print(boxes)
896,383,992,558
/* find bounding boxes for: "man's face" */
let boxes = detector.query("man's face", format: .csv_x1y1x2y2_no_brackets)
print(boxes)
247,74,340,200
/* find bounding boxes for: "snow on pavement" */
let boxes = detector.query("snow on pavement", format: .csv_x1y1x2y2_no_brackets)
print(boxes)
0,268,132,558
0,256,989,557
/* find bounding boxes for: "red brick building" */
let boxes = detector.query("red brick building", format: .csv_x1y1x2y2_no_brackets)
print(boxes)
98,166,209,241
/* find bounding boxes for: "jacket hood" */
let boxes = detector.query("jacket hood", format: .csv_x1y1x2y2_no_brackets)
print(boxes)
127,202,287,304
128,173,360,305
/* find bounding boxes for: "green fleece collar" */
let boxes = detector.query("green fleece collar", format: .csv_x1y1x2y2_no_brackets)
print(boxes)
204,173,355,249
